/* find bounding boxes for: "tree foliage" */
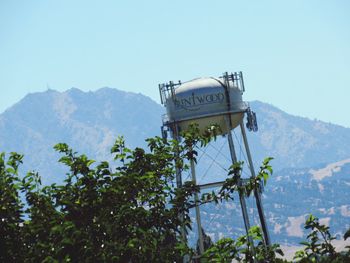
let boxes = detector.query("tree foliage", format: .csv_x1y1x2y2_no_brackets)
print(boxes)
1,126,350,262
293,215,350,263
202,226,286,263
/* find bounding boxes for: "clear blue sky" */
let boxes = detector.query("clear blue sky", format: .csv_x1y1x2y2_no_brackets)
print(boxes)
1,0,349,127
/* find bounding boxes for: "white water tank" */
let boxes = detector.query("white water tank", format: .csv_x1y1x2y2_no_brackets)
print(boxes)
162,73,248,135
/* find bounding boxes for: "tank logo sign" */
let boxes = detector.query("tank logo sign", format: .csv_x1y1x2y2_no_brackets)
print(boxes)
174,92,225,111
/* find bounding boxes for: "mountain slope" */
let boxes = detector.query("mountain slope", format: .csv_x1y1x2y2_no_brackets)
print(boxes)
0,87,350,245
0,88,163,183
196,158,350,245
1,88,350,182
248,101,350,169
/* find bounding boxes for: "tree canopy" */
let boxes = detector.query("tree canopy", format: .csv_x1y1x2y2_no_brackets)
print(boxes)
1,126,349,262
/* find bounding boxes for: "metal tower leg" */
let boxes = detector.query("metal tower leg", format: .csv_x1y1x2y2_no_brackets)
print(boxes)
190,158,205,255
239,120,271,246
172,126,188,256
225,116,255,255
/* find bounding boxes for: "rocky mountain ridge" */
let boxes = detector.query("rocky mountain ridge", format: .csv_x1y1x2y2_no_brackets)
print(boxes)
0,87,349,244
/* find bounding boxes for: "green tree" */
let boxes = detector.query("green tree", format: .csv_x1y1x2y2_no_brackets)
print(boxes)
1,126,350,262
0,125,218,262
294,214,350,263
0,152,25,262
202,226,286,263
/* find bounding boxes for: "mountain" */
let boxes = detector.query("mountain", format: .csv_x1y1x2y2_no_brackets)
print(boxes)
248,101,350,170
265,158,350,244
196,158,350,245
0,88,163,183
0,87,349,245
1,88,350,182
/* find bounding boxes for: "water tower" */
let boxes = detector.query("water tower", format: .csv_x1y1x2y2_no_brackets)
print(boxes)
159,72,270,256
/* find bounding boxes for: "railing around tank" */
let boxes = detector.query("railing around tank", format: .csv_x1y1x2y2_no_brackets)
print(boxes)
222,71,245,92
158,80,181,105
158,71,245,106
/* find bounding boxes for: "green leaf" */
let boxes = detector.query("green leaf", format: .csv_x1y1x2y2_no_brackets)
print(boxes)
263,172,269,185
6,167,16,174
300,241,310,246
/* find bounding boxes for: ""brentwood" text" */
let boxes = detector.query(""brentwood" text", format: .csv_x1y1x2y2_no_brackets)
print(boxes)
174,92,225,109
